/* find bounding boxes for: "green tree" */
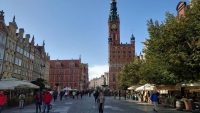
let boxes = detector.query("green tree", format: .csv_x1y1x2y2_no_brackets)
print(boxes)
31,78,45,90
118,57,143,89
144,0,200,84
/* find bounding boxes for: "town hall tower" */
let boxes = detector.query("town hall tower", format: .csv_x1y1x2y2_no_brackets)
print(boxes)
108,0,135,90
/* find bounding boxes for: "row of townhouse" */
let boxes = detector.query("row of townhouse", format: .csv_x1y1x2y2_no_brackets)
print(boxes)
0,10,50,84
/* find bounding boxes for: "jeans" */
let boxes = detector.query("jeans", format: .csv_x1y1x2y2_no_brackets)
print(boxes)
152,102,157,110
53,96,57,101
43,103,50,113
99,103,103,113
36,103,41,113
19,100,24,108
0,106,3,113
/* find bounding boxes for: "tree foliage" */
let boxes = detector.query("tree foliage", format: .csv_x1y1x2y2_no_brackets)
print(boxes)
118,1,200,87
118,57,144,89
31,78,45,90
144,0,200,84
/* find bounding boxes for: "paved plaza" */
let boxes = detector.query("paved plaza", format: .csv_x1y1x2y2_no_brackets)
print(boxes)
1,95,191,113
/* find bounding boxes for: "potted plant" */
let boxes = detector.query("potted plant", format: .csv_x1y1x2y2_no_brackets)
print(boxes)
170,97,176,108
176,98,185,111
165,97,170,107
182,98,193,111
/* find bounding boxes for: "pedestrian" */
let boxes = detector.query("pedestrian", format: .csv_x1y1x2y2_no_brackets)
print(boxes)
19,93,25,109
53,90,58,102
80,91,83,99
114,91,116,99
0,91,6,113
95,91,99,103
97,92,105,113
59,91,64,100
43,90,52,113
64,91,68,99
151,91,158,112
72,91,76,99
76,91,79,99
35,91,42,113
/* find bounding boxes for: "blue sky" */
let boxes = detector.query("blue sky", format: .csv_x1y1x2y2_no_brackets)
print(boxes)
0,0,189,80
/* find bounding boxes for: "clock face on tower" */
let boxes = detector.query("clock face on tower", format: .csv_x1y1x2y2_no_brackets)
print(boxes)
111,23,117,29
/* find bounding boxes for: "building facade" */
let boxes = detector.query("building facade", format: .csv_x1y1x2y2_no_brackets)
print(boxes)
89,75,107,89
0,10,8,79
3,16,17,79
49,58,88,90
0,12,50,84
79,63,89,90
108,0,135,90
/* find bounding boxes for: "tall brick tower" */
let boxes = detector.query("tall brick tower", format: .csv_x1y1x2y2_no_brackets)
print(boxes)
108,0,135,90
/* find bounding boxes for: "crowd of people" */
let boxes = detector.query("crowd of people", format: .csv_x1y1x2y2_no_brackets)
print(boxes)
0,89,106,113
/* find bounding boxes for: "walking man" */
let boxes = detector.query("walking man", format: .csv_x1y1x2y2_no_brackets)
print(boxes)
53,90,58,102
80,91,83,99
35,91,42,113
0,91,6,113
43,90,52,113
59,91,64,100
72,91,76,99
151,91,158,112
19,93,25,109
94,90,99,103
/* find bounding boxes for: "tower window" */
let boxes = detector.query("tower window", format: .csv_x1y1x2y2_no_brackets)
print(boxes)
118,51,120,53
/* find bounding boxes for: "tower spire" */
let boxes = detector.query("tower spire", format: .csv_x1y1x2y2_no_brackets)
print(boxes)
13,15,15,22
109,0,119,21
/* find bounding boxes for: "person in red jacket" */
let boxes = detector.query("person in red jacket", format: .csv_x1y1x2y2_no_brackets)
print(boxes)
42,90,52,113
0,91,6,113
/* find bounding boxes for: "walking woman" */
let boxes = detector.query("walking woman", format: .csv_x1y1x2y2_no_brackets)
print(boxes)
35,91,42,113
0,91,6,113
97,92,105,113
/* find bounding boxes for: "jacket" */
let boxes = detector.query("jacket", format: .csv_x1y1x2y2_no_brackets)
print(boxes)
0,94,6,106
97,96,105,110
43,92,52,103
151,93,158,102
35,94,43,104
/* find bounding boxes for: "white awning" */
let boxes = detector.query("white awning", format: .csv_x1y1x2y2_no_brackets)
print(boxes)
1,78,32,88
0,82,15,90
135,84,155,91
62,87,72,91
22,80,40,89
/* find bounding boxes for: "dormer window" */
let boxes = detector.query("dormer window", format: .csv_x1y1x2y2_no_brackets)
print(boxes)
70,61,75,67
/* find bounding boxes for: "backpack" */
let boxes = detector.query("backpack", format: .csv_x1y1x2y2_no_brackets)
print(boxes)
20,95,25,100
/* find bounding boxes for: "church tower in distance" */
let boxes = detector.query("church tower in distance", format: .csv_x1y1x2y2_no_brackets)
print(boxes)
108,0,135,90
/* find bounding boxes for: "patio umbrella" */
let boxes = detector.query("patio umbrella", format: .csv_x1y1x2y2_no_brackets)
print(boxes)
135,84,155,91
1,78,32,88
0,82,15,90
128,86,139,90
22,80,39,89
62,87,72,91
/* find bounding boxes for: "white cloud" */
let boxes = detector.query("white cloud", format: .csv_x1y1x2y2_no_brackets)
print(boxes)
89,64,109,81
